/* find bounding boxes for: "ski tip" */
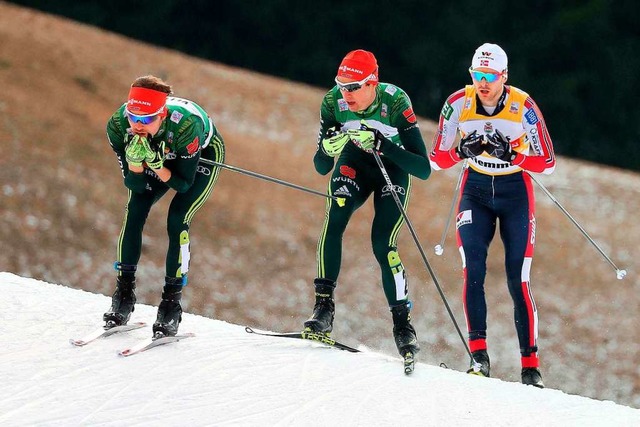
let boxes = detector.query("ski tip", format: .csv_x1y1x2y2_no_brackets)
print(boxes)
118,345,144,357
245,326,255,334
69,339,86,347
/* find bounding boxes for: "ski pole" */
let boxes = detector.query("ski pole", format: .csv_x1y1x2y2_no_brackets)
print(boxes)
371,150,472,358
527,173,627,280
434,161,467,256
199,158,346,207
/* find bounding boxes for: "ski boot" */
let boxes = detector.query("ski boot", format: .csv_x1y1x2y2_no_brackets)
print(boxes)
467,349,491,377
391,302,420,374
152,277,183,338
303,279,335,336
103,275,136,328
521,368,545,388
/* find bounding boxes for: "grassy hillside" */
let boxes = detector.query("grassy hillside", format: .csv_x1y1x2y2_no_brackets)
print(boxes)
1,2,638,407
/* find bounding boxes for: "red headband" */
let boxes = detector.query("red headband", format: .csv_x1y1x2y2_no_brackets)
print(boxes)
126,87,168,116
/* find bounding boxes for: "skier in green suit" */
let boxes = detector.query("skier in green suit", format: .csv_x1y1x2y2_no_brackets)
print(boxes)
104,75,224,337
304,50,431,365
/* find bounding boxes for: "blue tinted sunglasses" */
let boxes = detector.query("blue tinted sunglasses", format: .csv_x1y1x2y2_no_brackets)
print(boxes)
469,68,504,83
125,107,163,125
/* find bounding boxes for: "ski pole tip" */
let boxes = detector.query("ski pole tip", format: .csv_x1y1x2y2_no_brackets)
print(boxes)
336,197,346,207
434,245,444,256
616,269,627,280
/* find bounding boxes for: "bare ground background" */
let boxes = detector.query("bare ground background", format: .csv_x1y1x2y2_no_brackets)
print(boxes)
1,2,638,408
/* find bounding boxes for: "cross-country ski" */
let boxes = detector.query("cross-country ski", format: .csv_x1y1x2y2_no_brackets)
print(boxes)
118,332,195,357
69,322,147,346
245,326,360,353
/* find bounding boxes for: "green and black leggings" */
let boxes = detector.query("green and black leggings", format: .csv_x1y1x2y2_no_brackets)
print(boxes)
116,143,224,282
317,148,411,306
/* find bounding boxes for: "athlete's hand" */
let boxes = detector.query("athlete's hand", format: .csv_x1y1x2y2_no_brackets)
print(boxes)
456,130,485,159
347,128,375,151
348,120,388,152
322,133,350,157
486,129,515,162
125,135,151,168
145,141,166,170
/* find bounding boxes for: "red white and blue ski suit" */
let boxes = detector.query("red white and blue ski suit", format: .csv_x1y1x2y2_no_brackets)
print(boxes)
429,84,555,368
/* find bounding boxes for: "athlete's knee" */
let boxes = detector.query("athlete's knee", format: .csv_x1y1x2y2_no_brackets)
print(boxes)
325,211,351,235
371,234,391,261
460,244,487,272
125,202,152,223
166,210,188,234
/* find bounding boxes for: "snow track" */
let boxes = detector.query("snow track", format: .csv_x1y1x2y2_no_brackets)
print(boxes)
1,272,638,426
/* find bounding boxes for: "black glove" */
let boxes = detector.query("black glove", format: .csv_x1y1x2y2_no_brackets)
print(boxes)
485,129,516,162
457,130,485,158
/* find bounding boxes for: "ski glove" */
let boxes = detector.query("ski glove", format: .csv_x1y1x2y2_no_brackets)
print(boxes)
125,135,152,168
347,120,388,152
145,141,166,170
322,132,350,157
485,129,516,162
456,130,485,159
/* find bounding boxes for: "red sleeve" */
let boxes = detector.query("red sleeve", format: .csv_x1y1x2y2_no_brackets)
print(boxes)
511,97,556,174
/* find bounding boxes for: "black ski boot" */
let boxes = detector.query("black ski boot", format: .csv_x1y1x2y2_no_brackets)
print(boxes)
467,349,491,377
303,279,335,335
391,302,420,355
103,275,136,327
521,368,545,388
152,277,183,338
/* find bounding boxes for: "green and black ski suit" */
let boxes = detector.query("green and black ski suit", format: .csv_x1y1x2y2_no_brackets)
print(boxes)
313,83,431,306
107,97,225,283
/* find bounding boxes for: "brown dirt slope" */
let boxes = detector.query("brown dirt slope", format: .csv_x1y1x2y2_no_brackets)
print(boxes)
1,2,638,407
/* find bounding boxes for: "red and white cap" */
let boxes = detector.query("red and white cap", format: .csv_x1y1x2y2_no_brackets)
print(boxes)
471,43,508,73
336,49,379,83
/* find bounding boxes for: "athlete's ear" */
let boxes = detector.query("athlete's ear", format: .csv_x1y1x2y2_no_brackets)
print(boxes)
502,72,508,84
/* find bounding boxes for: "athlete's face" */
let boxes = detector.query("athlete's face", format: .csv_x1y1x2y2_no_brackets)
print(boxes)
470,67,506,106
336,77,377,112
126,113,163,137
